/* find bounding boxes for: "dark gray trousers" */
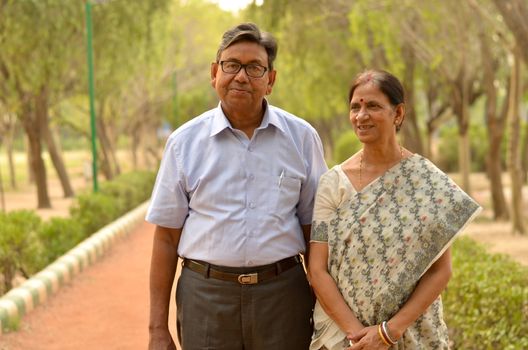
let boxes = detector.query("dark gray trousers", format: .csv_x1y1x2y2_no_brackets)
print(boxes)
176,263,313,350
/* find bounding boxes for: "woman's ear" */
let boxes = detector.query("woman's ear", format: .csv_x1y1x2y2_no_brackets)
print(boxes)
394,103,405,128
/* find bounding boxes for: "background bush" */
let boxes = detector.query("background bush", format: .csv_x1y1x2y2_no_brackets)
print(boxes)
0,171,155,294
36,217,84,268
444,236,528,349
333,130,362,164
0,211,42,293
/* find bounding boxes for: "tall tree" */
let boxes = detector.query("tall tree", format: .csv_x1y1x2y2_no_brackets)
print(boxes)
469,0,511,220
507,46,525,234
398,1,482,194
0,0,83,207
87,0,172,179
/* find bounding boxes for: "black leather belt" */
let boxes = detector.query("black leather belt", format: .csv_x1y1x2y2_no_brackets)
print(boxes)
182,255,302,285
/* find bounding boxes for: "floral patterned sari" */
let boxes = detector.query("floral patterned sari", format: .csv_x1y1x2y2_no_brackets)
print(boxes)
310,154,481,350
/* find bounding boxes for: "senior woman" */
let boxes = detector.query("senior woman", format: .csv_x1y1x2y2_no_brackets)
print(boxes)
308,69,481,350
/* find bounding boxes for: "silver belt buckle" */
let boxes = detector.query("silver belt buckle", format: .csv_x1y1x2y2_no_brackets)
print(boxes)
238,273,258,284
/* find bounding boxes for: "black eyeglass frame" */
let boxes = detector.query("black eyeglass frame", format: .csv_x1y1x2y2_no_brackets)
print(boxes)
219,60,269,78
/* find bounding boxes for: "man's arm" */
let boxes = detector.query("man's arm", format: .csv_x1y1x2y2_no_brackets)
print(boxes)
301,224,311,269
148,225,182,350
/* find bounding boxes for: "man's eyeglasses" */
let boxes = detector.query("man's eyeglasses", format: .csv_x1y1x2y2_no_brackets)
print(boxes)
219,61,268,78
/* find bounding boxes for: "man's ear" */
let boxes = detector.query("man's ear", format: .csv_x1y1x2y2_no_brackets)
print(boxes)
210,62,219,88
266,69,277,95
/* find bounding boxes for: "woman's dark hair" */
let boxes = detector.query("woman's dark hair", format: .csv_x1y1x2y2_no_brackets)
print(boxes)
348,69,405,107
348,69,405,131
216,23,278,70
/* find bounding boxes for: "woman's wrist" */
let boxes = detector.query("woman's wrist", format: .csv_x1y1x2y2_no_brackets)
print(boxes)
386,319,405,341
345,320,364,336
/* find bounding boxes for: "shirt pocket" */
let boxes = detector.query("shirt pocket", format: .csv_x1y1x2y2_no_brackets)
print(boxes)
274,176,302,215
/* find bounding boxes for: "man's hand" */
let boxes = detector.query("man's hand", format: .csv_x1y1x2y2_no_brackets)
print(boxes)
148,328,177,350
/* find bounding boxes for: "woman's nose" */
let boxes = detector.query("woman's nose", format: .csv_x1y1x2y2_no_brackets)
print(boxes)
355,110,369,121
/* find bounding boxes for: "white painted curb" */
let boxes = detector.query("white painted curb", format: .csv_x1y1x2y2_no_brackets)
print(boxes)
0,201,149,334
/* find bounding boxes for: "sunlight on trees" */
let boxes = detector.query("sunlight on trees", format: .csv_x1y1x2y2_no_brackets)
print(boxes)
0,0,526,233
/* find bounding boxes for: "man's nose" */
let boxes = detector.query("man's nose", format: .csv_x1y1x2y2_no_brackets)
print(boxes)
234,67,250,82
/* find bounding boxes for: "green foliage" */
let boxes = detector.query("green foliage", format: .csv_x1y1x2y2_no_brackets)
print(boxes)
70,193,120,237
444,237,528,349
99,171,156,213
436,123,497,172
0,171,155,295
333,130,362,164
37,217,84,268
70,170,155,236
0,211,42,294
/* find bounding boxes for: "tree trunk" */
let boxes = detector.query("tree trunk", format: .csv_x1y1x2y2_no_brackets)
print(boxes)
96,100,114,180
5,114,17,189
38,90,75,198
458,131,471,194
20,94,51,209
480,25,510,220
507,47,525,234
486,143,510,220
522,120,528,183
314,118,336,163
453,76,471,194
131,122,140,170
401,41,423,155
25,137,34,184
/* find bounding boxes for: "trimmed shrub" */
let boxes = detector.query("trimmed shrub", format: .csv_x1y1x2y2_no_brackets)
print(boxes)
69,192,121,237
0,211,42,294
70,170,155,237
99,170,155,212
0,170,156,295
444,237,528,349
37,217,84,268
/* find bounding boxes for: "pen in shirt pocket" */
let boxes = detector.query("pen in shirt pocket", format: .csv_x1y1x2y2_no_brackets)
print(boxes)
278,169,285,188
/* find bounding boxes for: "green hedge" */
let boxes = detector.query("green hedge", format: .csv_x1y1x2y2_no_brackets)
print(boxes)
0,171,155,294
0,211,42,293
444,236,528,349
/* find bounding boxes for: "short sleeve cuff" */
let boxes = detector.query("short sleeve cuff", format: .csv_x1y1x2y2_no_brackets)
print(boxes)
310,220,329,242
145,206,188,229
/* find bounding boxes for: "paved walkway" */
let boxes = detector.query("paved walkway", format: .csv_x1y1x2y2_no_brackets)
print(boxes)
0,221,180,350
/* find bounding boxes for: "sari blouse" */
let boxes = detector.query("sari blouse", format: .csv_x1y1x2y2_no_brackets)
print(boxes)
310,154,481,350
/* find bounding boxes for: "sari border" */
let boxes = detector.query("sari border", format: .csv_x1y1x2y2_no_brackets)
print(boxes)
419,205,482,278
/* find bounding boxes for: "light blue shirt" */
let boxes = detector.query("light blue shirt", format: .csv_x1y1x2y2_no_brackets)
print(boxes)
146,102,327,266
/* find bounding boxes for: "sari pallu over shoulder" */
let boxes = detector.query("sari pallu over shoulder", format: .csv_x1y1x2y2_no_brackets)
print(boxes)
310,155,481,350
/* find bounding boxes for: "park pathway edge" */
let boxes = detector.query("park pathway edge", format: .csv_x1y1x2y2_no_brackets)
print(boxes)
0,201,149,335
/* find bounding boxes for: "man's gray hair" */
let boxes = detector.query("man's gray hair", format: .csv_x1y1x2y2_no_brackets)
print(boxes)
216,22,278,70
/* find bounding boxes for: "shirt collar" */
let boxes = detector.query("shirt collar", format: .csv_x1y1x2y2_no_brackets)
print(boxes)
209,100,286,137
210,102,232,137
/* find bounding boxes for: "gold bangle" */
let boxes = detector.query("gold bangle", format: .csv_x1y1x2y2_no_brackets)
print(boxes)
378,324,392,346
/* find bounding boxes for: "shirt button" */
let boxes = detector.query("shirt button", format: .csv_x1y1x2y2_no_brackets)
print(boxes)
248,174,255,181
247,261,253,266
248,147,253,152
249,202,255,209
